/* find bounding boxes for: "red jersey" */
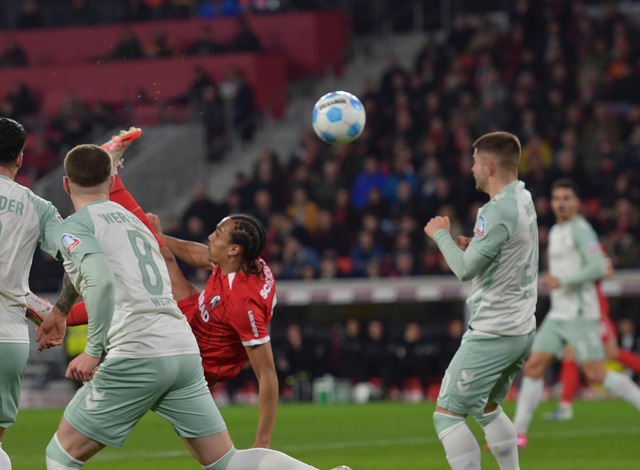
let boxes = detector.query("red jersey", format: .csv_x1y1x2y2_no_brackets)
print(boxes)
178,259,276,385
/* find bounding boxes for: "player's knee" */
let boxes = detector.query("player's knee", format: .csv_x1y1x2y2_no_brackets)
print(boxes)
46,435,84,469
477,404,501,426
523,357,545,378
582,362,607,384
433,411,466,439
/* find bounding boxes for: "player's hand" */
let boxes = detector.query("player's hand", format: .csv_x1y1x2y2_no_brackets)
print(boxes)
36,307,67,353
66,352,101,383
543,273,561,290
456,236,472,251
424,216,451,238
146,212,164,235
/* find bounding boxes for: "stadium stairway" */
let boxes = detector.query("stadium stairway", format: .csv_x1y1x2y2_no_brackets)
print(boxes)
33,30,428,220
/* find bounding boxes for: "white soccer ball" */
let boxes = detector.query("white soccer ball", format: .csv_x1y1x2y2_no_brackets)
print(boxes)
312,91,366,144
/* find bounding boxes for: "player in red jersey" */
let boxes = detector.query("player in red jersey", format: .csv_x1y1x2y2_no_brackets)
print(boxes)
545,250,640,421
38,129,279,449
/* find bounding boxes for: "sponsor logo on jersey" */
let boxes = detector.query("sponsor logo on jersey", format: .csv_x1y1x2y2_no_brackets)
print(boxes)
474,215,486,237
209,295,221,308
247,310,259,337
61,233,81,255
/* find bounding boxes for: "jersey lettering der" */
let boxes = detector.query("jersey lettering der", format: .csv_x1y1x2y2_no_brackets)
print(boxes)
187,259,276,384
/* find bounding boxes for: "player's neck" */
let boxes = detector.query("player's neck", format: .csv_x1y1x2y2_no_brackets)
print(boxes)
219,260,243,276
70,192,109,211
0,166,17,180
487,176,516,199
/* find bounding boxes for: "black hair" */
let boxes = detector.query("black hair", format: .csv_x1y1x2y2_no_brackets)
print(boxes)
228,213,267,275
0,117,26,167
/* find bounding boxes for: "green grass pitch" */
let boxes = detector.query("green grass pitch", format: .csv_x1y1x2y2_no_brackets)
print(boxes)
6,400,639,469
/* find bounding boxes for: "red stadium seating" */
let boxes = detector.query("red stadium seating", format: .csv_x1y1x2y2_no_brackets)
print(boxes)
0,53,288,118
0,10,349,78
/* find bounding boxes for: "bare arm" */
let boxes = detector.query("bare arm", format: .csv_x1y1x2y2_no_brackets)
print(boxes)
147,212,211,270
245,341,279,448
36,273,80,352
160,234,211,270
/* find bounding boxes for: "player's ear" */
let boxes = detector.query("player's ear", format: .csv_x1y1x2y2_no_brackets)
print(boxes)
108,175,116,193
16,151,23,170
62,176,71,195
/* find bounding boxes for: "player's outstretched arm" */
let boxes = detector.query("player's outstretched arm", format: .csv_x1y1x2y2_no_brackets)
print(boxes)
245,341,279,449
147,212,211,269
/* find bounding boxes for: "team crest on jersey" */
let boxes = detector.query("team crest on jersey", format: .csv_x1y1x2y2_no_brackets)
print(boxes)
474,215,486,237
61,233,81,255
209,295,221,308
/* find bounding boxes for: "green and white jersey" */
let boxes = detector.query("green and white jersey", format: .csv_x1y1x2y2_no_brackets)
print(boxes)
55,200,199,358
547,216,606,320
466,181,538,335
0,175,61,344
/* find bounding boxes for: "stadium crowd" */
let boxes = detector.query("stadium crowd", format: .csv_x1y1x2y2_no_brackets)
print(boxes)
166,1,640,283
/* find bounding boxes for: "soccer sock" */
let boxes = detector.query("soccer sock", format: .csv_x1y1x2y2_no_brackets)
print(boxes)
559,359,580,405
513,377,544,435
616,350,640,374
45,434,84,469
478,407,520,470
603,371,640,409
433,412,481,470
67,303,88,326
110,175,165,248
0,442,12,470
220,448,318,470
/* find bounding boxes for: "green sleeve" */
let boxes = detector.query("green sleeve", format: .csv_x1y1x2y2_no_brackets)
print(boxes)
79,253,115,357
54,215,102,260
28,191,63,258
54,214,114,357
560,220,607,288
433,230,496,281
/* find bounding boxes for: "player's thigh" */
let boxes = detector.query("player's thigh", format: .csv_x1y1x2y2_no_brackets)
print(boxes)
555,318,604,363
64,356,185,448
531,318,570,358
0,343,29,428
153,354,227,440
437,331,534,418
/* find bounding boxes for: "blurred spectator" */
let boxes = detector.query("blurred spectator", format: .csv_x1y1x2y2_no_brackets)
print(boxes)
350,230,385,277
231,15,262,52
148,29,177,58
182,182,221,234
198,0,244,18
359,319,392,397
274,324,315,401
219,66,257,141
66,0,97,26
439,318,464,376
4,81,38,118
286,186,319,235
188,26,226,56
334,318,364,379
106,29,146,61
16,0,44,29
201,85,226,162
50,92,93,148
1,39,28,67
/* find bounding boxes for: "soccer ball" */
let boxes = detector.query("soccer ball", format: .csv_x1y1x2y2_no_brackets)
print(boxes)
312,91,366,144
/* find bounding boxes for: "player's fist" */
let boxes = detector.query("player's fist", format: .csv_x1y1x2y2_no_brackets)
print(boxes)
456,236,472,251
424,216,451,238
146,212,163,235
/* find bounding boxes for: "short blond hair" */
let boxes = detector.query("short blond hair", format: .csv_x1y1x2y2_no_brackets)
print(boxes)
473,131,521,172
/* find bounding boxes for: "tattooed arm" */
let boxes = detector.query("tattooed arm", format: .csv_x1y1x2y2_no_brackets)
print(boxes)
36,273,80,352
